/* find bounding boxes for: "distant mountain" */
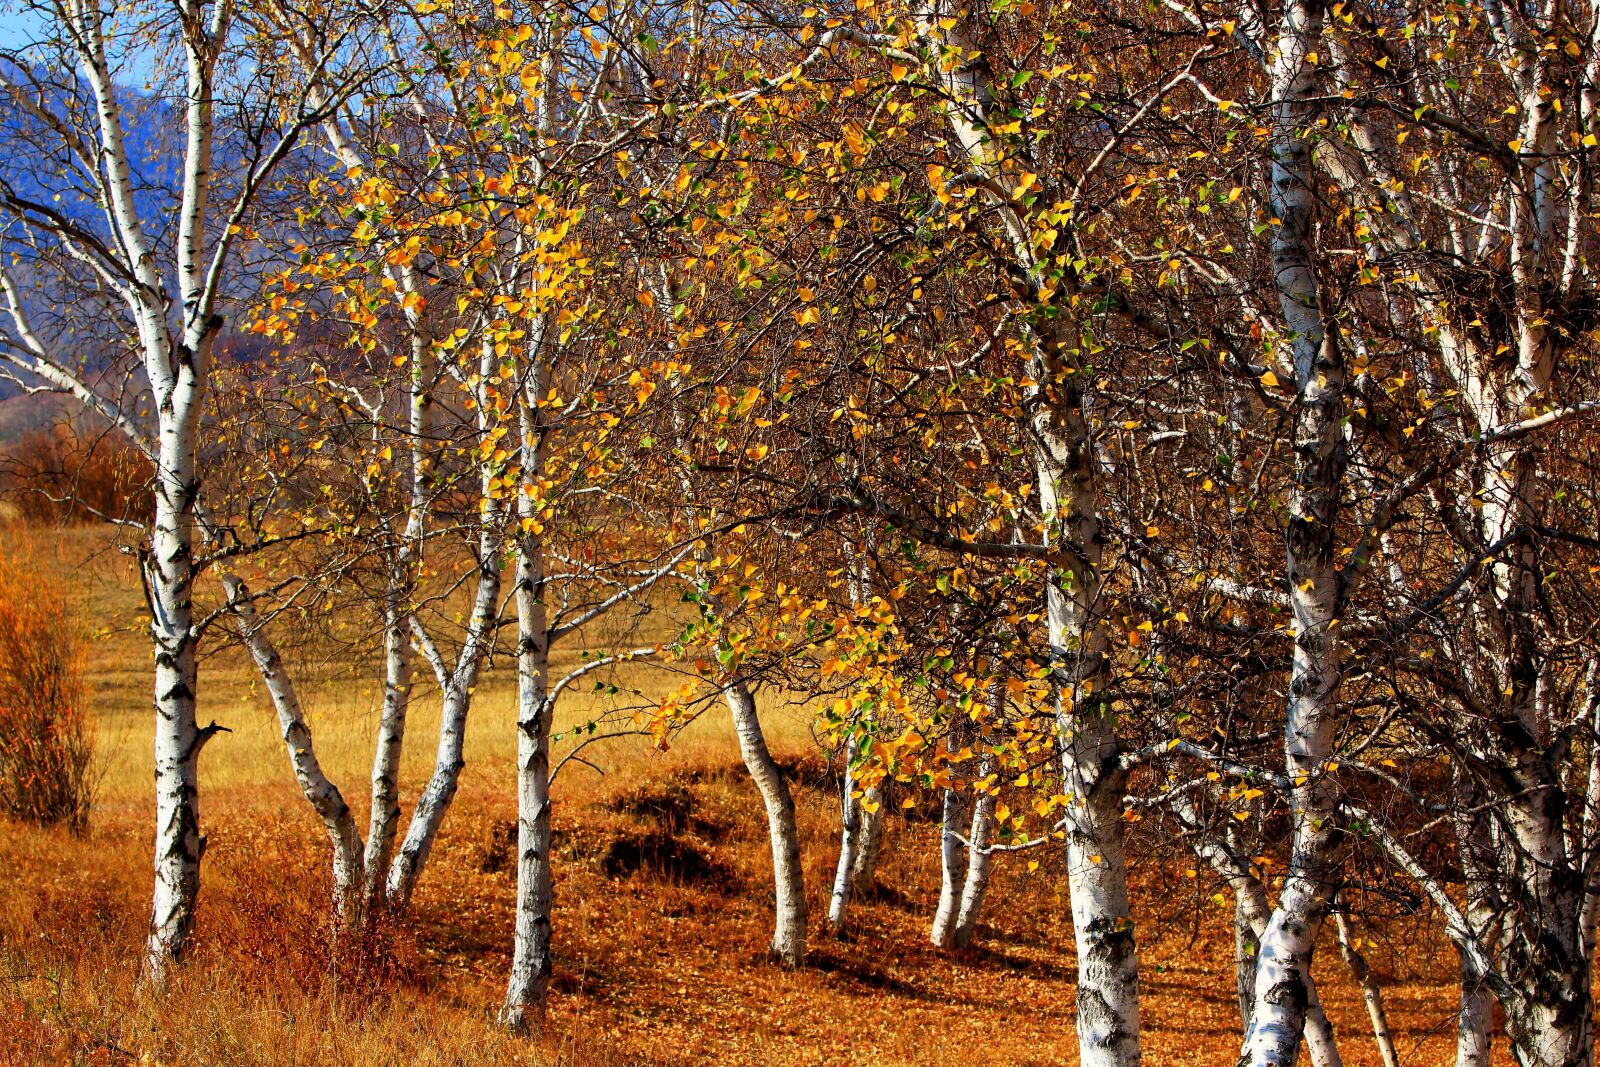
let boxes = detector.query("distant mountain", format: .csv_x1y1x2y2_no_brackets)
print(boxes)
0,59,182,240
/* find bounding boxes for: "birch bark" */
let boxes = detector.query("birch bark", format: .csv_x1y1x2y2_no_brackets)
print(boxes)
727,683,808,964
500,326,555,1031
652,264,809,964
1238,0,1350,1059
915,7,1142,1057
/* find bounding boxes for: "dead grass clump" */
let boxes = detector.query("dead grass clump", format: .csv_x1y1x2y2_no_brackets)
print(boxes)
0,546,93,830
474,817,519,874
206,829,424,998
772,753,839,792
605,780,696,832
599,829,730,885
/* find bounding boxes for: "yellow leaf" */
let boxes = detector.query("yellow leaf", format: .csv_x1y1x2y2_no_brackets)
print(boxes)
1260,369,1280,388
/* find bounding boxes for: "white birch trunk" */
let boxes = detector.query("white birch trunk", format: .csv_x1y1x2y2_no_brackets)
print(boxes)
851,787,887,891
362,595,412,912
224,574,364,917
1236,899,1259,1033
1457,975,1494,1067
501,321,555,1030
137,0,228,984
365,263,436,910
384,566,501,909
829,536,885,934
951,767,996,949
145,462,205,982
650,261,809,965
1333,912,1400,1067
1037,381,1140,1065
915,5,1141,1055
1239,0,1348,1060
726,683,808,965
829,732,874,934
500,527,554,1032
385,335,505,909
930,778,973,950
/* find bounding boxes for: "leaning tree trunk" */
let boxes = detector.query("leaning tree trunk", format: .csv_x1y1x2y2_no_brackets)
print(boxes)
1334,911,1399,1067
223,571,364,918
654,259,809,965
727,683,808,965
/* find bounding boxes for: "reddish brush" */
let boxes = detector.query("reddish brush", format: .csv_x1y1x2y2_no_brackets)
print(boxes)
0,426,153,525
0,548,93,830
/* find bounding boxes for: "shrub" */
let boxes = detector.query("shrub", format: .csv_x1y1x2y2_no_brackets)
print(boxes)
0,425,153,525
0,550,92,829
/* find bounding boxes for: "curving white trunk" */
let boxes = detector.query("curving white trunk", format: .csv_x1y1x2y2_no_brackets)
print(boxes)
1333,912,1399,1067
726,683,808,965
224,572,364,918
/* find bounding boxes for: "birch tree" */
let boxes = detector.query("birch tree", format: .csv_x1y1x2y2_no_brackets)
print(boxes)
0,0,371,981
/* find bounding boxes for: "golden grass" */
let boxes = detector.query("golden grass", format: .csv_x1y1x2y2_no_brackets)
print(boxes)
0,525,1505,1065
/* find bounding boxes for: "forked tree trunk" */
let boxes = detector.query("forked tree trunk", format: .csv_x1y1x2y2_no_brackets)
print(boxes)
930,776,973,949
1177,797,1342,1065
951,757,997,949
384,334,505,911
727,683,808,965
829,732,881,934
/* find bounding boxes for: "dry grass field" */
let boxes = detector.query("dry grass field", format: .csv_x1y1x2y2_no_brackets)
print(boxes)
0,524,1506,1065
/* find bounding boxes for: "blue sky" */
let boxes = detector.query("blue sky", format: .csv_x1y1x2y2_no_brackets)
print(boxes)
0,4,158,85
0,5,48,52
